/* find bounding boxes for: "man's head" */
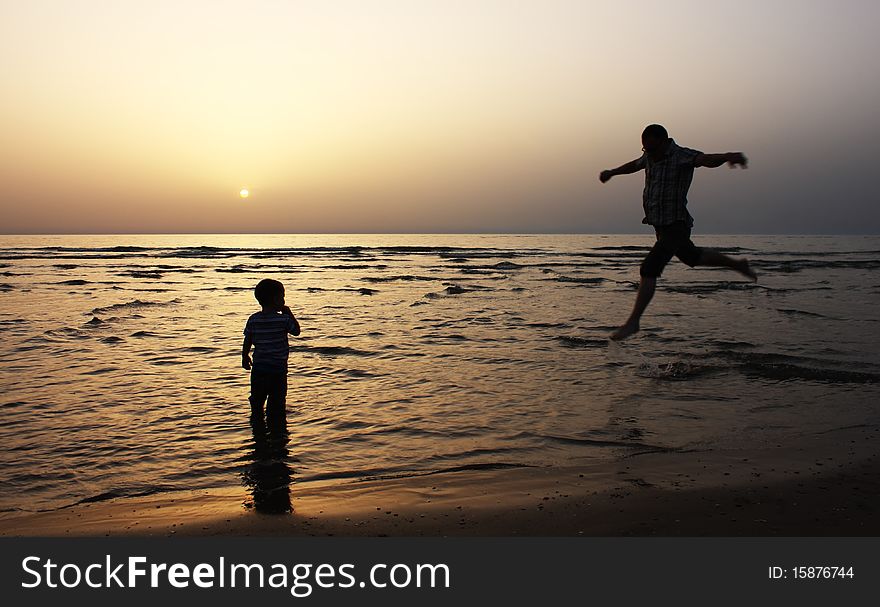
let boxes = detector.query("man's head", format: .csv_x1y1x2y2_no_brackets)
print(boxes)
254,278,285,310
641,124,669,159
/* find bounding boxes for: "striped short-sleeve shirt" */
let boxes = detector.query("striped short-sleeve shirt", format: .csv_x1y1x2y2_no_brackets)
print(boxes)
635,139,702,227
243,311,299,373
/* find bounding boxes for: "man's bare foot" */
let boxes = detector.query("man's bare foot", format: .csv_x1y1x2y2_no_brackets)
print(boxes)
736,258,757,282
610,322,640,341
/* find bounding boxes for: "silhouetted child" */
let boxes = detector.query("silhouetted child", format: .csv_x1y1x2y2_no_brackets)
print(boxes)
242,279,301,422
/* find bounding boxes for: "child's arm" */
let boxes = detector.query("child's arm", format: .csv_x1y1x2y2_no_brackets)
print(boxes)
281,306,301,336
241,335,253,370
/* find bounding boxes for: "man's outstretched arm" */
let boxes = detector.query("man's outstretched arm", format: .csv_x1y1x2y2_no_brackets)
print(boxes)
599,157,644,183
694,152,747,168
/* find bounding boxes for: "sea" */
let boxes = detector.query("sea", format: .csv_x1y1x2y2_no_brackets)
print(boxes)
0,234,878,514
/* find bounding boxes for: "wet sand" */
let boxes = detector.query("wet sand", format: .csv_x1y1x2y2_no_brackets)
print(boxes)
2,425,877,537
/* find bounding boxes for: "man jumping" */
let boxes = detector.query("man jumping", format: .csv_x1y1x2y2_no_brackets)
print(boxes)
599,124,756,341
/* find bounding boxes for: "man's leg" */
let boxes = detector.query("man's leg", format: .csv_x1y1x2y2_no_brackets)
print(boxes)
611,234,671,341
610,222,685,341
610,276,656,340
694,249,757,281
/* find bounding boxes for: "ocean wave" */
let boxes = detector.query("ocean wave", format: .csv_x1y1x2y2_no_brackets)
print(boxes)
457,268,505,275
540,433,675,452
593,245,751,253
776,308,837,320
552,276,606,285
70,484,181,507
362,275,437,283
754,258,880,272
421,333,468,340
437,251,522,259
146,356,187,365
664,282,759,295
331,368,381,378
296,461,531,485
90,298,181,315
556,336,607,348
712,350,880,384
738,361,879,384
624,348,880,385
0,244,550,263
176,346,220,353
755,249,880,257
444,285,473,295
703,339,756,349
120,270,164,279
2,243,797,270
81,366,120,375
290,345,376,357
635,360,723,381
524,322,571,329
590,245,651,251
121,288,175,293
41,327,89,339
130,330,174,338
0,318,28,332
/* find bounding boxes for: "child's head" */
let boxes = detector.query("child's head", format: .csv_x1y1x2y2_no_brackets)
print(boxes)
254,278,285,310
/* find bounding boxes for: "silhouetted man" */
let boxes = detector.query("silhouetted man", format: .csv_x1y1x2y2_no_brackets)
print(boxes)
600,124,756,341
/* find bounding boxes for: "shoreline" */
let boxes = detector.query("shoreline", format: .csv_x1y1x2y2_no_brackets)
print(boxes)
2,425,877,537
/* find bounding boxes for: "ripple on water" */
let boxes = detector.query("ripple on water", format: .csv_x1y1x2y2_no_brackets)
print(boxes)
1,234,878,513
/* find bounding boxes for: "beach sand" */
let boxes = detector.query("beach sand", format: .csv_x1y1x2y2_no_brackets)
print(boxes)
2,425,877,537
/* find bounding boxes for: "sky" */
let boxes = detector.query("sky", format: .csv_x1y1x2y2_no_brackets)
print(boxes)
1,0,878,234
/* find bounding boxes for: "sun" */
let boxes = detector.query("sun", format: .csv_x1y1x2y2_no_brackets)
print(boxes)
239,188,249,199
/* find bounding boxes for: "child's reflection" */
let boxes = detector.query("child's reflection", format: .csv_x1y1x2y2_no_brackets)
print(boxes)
242,405,292,514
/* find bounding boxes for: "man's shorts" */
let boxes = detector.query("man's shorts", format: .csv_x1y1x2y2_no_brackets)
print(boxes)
640,221,703,278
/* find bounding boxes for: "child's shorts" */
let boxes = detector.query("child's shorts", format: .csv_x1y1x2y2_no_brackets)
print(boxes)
249,369,287,417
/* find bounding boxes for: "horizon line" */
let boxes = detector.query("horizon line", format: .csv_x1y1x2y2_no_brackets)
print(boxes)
1,232,879,237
